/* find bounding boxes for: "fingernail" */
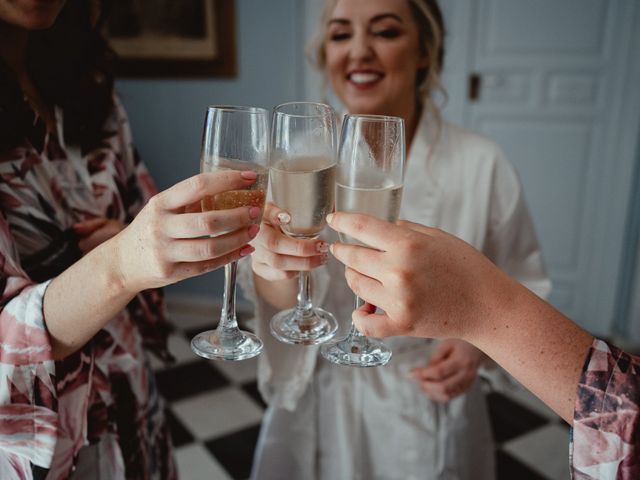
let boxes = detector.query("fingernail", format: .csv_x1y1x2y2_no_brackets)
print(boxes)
329,243,335,255
326,213,334,224
316,241,329,253
240,245,255,257
241,170,257,180
248,224,260,238
277,212,291,224
249,206,261,219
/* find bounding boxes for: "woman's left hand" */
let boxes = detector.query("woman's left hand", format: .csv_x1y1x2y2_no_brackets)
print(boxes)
74,217,126,254
410,339,485,402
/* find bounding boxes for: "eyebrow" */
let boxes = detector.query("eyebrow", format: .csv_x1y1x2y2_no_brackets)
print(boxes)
328,13,405,26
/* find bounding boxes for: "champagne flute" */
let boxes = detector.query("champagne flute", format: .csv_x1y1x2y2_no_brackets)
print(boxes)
321,114,406,367
191,105,269,361
269,102,339,345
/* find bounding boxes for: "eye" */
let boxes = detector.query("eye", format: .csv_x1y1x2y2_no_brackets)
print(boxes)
329,32,351,41
374,29,401,39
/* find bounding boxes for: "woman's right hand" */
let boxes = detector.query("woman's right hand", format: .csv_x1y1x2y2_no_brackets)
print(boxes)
113,170,262,294
251,202,328,281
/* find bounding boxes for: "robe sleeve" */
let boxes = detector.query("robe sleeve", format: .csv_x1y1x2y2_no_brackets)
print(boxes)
570,338,640,479
0,212,59,472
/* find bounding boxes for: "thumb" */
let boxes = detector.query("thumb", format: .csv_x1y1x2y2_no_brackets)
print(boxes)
352,305,398,339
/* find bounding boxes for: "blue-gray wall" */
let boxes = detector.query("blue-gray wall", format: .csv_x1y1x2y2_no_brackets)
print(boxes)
115,0,301,298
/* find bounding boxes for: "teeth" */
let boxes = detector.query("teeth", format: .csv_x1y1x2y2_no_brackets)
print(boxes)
350,73,381,84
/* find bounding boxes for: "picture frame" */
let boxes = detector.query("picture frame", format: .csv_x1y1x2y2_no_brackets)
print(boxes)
104,0,236,78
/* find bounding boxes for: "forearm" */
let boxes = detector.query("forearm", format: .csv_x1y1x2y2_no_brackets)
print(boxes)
43,238,135,360
472,278,593,423
253,272,299,310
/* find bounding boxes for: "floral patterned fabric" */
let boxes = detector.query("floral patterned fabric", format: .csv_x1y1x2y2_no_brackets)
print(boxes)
572,338,640,479
0,97,176,479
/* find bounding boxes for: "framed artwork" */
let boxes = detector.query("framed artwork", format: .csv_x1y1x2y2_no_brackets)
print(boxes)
104,0,236,77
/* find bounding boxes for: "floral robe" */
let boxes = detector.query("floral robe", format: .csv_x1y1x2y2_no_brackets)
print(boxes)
0,97,176,479
572,338,640,479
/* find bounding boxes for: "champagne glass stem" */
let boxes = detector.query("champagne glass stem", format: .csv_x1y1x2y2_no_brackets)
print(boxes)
216,261,241,341
348,295,366,340
296,271,313,315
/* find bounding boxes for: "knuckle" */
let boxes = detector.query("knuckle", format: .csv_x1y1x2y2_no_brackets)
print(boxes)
201,240,217,259
189,174,207,196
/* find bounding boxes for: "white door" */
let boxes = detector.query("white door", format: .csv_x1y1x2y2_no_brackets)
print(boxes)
444,0,640,335
299,0,640,336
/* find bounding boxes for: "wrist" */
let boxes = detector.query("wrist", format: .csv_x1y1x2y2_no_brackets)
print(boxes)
104,232,139,297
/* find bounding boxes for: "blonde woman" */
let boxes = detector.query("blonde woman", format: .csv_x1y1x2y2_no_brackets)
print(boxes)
239,0,551,478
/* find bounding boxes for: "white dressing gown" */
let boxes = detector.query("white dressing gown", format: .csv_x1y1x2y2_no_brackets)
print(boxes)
238,112,551,480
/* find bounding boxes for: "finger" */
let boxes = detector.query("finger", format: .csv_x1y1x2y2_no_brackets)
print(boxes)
155,171,259,211
329,242,385,279
183,200,202,214
259,224,326,257
164,205,261,238
73,218,108,235
167,224,259,262
263,202,292,227
418,357,460,382
427,369,472,399
396,219,437,236
352,309,399,338
343,267,385,302
327,212,412,251
173,245,255,279
427,342,454,366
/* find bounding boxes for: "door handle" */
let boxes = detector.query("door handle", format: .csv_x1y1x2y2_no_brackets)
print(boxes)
468,73,482,101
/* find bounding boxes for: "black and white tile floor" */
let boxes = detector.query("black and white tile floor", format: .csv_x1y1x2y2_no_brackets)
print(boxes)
156,299,570,480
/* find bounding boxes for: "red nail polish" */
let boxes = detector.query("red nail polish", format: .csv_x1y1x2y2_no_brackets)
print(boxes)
240,245,255,257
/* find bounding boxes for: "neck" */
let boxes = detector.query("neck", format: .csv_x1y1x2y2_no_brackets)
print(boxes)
0,22,29,76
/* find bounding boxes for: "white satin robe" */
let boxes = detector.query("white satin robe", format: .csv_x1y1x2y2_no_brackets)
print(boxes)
237,112,552,480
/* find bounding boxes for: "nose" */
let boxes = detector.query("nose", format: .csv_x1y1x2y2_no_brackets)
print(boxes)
349,30,374,62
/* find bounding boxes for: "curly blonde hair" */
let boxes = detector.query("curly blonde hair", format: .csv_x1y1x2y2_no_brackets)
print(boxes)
307,0,447,126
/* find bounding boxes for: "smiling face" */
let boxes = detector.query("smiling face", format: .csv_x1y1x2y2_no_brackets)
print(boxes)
0,0,67,30
324,0,427,119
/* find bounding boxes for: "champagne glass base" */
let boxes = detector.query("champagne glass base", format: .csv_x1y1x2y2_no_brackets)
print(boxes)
270,307,338,345
320,336,392,367
191,329,263,361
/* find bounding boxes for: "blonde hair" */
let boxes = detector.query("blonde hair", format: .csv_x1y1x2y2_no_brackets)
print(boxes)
307,0,448,127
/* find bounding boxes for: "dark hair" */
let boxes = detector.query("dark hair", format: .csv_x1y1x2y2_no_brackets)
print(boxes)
0,0,115,152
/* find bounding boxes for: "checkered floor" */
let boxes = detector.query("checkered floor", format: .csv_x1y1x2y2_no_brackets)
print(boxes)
156,298,570,480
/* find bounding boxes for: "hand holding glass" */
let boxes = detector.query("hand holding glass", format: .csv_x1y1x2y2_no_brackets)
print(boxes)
321,114,406,367
191,106,269,361
269,102,339,345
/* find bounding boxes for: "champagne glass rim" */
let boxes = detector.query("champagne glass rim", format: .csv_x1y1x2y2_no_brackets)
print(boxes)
206,105,269,115
273,101,335,118
344,113,404,123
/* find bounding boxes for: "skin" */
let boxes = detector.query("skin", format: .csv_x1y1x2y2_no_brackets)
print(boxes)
327,212,595,423
1,4,262,360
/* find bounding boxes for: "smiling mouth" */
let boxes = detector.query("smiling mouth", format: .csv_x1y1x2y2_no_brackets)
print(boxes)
348,72,384,85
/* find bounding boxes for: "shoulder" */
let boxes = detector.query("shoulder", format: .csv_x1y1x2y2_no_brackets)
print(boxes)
438,123,518,183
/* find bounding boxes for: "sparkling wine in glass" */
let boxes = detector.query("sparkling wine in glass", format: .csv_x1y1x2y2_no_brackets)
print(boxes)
269,102,339,345
321,114,406,367
191,105,269,361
